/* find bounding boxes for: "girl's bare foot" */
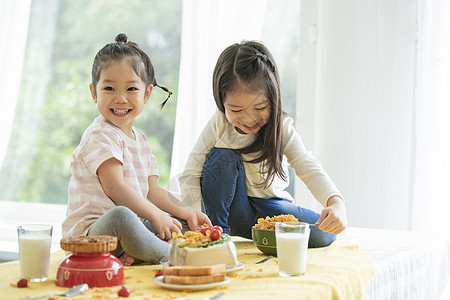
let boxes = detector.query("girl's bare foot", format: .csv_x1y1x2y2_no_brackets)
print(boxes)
118,252,135,266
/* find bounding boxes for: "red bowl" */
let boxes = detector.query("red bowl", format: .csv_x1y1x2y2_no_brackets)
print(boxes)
56,252,124,288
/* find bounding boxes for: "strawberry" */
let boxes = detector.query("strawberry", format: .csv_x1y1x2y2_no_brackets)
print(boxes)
118,285,131,297
17,278,28,288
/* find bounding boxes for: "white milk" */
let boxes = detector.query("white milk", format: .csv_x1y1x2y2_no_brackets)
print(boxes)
276,232,308,276
19,234,52,281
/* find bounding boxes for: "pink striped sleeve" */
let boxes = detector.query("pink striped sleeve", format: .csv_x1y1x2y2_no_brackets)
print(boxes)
81,130,124,175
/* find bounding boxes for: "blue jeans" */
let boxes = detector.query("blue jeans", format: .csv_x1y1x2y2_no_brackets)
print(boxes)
200,147,336,248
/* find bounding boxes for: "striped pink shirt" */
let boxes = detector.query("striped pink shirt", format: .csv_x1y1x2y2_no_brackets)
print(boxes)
62,116,159,236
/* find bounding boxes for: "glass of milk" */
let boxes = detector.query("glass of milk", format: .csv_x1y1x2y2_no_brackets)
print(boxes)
17,224,53,282
275,222,310,276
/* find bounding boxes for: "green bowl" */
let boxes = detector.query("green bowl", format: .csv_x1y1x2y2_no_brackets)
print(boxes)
251,227,277,256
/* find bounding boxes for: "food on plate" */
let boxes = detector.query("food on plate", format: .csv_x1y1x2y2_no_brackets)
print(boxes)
163,264,226,285
169,225,238,267
164,264,226,276
154,269,163,277
164,274,226,285
60,235,117,253
253,214,298,230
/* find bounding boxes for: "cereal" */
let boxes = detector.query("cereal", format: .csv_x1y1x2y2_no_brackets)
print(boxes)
173,230,213,248
253,214,298,230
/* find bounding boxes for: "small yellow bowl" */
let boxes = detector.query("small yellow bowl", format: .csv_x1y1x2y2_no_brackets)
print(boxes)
251,227,277,256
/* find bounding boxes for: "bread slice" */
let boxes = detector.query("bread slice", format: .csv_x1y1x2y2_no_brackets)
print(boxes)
163,264,226,276
162,264,227,285
163,274,226,285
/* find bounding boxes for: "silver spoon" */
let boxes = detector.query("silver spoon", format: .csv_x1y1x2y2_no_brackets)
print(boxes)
205,291,225,300
25,283,89,300
256,255,273,264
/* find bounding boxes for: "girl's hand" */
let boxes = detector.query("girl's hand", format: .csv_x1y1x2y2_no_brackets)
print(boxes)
151,211,182,241
97,160,183,240
185,209,212,231
315,196,347,234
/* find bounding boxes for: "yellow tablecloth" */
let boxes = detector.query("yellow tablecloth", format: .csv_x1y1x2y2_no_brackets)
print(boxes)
1,236,374,300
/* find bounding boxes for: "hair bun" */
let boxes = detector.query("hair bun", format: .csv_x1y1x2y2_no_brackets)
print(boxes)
115,33,128,43
256,53,268,63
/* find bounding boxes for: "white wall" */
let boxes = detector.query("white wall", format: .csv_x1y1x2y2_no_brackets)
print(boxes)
296,0,418,230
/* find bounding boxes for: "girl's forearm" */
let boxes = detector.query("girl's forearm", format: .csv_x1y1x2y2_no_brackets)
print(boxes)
105,182,163,221
147,185,194,219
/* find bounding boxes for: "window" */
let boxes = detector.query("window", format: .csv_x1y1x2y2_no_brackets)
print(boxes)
0,0,182,204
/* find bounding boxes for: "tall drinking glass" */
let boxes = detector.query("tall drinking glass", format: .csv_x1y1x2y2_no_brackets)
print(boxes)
17,224,53,282
275,222,310,276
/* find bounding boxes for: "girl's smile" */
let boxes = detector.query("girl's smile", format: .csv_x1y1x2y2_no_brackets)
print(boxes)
111,108,131,115
223,90,271,134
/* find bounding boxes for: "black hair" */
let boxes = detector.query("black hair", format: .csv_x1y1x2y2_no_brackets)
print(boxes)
91,33,172,108
212,40,286,188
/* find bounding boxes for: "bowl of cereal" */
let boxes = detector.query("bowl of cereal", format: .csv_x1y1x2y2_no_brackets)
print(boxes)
251,214,299,256
252,227,277,256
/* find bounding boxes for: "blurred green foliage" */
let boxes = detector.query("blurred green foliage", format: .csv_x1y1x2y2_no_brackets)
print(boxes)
0,0,181,204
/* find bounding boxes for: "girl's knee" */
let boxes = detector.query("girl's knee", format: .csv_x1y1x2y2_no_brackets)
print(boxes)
107,206,136,220
88,206,137,238
207,148,241,163
202,148,242,180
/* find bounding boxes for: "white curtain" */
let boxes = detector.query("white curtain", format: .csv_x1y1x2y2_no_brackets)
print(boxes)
411,0,450,233
0,0,31,170
169,0,268,189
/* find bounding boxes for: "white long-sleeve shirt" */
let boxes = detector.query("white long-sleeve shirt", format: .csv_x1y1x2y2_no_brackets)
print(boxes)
179,110,343,211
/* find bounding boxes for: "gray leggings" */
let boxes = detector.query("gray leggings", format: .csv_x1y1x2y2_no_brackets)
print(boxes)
88,206,171,264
